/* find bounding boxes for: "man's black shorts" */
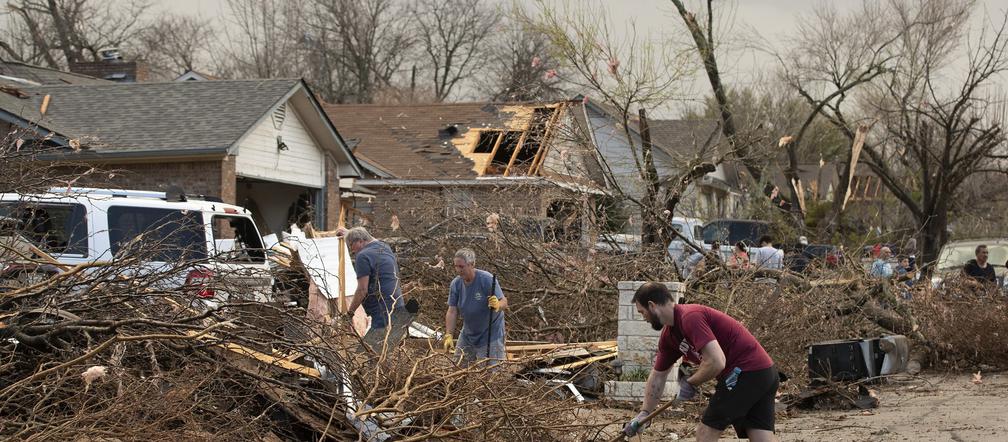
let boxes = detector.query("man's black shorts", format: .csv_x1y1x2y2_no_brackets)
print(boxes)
701,365,779,438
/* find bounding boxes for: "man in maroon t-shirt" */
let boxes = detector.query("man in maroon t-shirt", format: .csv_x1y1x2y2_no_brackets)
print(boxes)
622,282,779,441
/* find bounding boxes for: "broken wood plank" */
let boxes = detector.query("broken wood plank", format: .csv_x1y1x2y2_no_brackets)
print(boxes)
528,103,565,175
25,244,71,272
503,117,535,176
546,351,618,371
479,131,507,175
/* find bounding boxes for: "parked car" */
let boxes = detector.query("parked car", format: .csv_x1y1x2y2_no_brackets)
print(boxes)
698,219,771,261
0,187,272,304
593,217,705,256
930,239,1008,289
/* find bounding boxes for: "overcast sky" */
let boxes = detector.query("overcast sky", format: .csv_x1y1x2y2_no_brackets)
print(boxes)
159,1,1006,105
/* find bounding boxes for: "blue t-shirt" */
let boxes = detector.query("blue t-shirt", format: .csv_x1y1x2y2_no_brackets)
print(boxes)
448,269,505,347
870,259,893,278
353,240,404,328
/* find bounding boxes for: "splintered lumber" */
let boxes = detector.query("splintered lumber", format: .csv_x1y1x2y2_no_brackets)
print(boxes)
506,341,619,368
220,341,322,378
183,330,322,378
547,352,618,371
26,243,71,271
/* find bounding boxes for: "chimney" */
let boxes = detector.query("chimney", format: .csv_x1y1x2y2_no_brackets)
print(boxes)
68,48,149,83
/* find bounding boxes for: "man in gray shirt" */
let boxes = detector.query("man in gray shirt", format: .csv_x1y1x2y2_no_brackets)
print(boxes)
444,248,507,366
340,226,409,352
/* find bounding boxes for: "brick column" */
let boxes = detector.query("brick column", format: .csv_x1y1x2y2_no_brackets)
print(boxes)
605,281,684,402
324,157,340,229
220,155,237,204
617,281,684,373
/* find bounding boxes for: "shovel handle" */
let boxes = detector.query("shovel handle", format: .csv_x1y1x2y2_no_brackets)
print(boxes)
607,398,679,442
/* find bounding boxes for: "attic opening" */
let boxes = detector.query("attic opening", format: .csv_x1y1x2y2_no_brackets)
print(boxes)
486,131,523,174
474,131,501,153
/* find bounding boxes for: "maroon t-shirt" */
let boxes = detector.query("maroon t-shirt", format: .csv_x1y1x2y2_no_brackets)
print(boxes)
653,304,773,379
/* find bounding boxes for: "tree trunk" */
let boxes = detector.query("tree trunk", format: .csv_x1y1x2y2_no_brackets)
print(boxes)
783,143,806,227
919,197,949,267
639,108,662,247
669,0,761,183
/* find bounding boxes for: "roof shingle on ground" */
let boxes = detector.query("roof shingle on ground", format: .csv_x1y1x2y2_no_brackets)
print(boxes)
324,102,550,179
19,79,299,153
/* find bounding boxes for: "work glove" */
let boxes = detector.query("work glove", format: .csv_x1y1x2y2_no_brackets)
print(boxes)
677,376,697,401
487,295,501,312
442,334,455,352
622,410,650,436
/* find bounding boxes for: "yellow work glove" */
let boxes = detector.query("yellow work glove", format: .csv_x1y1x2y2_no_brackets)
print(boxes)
487,295,500,312
443,334,455,352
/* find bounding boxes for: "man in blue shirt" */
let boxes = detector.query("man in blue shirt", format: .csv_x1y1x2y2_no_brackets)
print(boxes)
340,226,408,353
444,248,507,366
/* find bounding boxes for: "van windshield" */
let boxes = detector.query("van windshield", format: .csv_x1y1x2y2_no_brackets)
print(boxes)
108,206,207,262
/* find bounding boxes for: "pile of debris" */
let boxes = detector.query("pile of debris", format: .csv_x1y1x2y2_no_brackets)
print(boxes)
0,230,621,440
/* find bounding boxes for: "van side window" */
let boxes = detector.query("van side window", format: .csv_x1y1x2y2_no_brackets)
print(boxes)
694,225,703,242
108,207,207,262
0,202,88,255
212,216,265,263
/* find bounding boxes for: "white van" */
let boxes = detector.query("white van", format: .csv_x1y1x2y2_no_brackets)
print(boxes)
665,217,706,262
0,187,272,304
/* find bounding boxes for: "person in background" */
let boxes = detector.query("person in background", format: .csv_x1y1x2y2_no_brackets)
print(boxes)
894,256,916,299
895,256,916,285
904,238,918,270
682,244,707,280
869,247,893,279
962,244,996,288
750,236,783,270
728,241,750,270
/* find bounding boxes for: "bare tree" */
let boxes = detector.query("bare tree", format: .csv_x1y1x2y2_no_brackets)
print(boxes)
308,0,413,103
780,2,903,231
668,1,753,178
795,0,1008,264
5,0,151,69
526,2,718,247
137,14,214,78
411,0,499,102
478,8,564,101
217,0,304,79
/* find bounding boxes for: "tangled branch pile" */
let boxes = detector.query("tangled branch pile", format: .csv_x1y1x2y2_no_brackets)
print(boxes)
0,250,604,440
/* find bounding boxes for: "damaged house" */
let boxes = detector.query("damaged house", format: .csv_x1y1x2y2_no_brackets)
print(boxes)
580,97,743,230
0,70,361,235
323,100,609,241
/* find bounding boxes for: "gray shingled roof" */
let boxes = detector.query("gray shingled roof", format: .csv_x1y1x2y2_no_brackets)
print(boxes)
19,79,300,153
0,60,110,85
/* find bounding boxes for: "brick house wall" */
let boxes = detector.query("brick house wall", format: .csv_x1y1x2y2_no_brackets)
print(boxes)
53,154,341,230
58,158,228,199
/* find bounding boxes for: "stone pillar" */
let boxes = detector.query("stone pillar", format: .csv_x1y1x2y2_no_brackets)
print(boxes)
605,281,684,402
